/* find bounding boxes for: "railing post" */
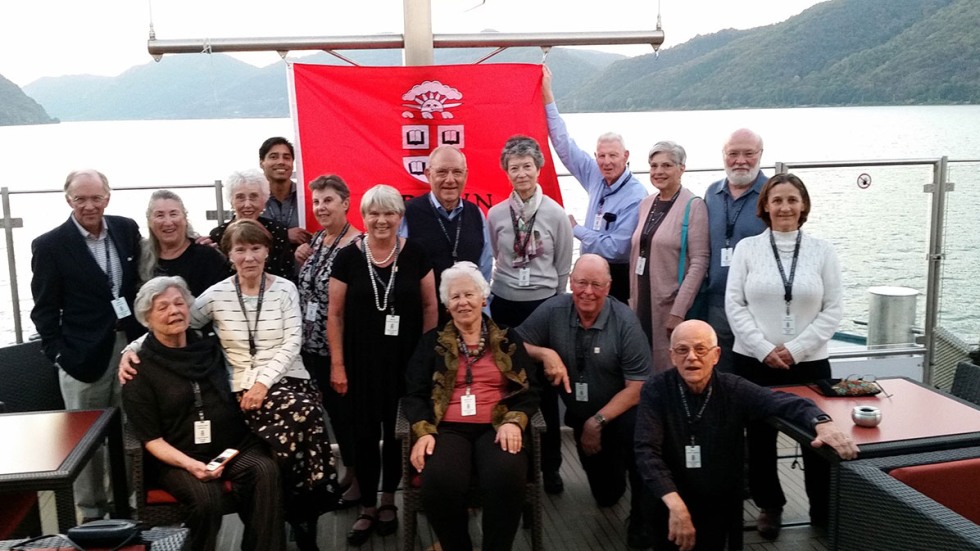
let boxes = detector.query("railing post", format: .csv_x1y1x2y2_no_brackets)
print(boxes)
922,157,951,386
1,187,24,344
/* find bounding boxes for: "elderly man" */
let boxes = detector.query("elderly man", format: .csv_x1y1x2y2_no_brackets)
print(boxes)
30,169,144,521
401,145,493,295
518,254,653,548
542,66,647,303
259,136,312,247
703,129,767,373
635,320,858,551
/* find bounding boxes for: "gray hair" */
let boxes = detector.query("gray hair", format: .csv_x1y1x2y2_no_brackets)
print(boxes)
139,190,201,284
428,145,467,168
360,184,405,217
596,132,626,149
648,141,687,166
500,135,545,170
225,169,270,204
134,276,194,327
439,261,490,306
63,169,111,197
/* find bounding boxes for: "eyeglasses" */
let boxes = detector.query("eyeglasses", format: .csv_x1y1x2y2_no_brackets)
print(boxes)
724,149,761,161
68,195,107,206
570,279,609,291
670,345,717,357
648,162,677,170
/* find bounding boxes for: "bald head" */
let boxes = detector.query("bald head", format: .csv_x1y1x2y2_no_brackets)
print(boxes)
670,320,720,393
572,254,611,280
670,320,718,349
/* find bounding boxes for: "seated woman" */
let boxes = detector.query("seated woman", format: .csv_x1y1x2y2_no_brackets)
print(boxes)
122,276,284,551
403,261,541,551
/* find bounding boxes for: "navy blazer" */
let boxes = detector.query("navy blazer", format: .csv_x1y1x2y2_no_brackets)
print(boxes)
31,215,145,383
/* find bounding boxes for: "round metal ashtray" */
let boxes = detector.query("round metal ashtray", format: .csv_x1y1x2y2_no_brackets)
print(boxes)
851,405,882,428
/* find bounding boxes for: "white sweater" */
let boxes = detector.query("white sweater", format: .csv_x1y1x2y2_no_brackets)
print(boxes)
725,229,842,363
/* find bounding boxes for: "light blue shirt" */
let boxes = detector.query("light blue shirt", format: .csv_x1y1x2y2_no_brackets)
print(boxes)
703,172,768,305
398,192,494,283
545,103,647,264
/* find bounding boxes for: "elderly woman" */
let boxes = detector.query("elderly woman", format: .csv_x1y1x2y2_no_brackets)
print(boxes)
122,276,284,551
726,173,843,538
629,141,709,373
486,134,571,495
140,189,230,296
404,261,540,551
122,219,340,550
327,184,438,546
295,175,361,499
209,169,294,281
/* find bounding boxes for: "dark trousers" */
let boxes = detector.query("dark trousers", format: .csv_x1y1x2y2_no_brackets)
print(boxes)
566,407,649,520
706,304,736,374
650,495,735,551
353,391,402,508
302,351,356,466
420,422,528,551
608,262,631,305
735,353,832,523
157,440,285,551
490,294,562,473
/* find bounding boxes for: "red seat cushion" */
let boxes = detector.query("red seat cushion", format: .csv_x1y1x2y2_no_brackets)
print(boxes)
0,491,38,538
889,457,980,525
146,481,234,505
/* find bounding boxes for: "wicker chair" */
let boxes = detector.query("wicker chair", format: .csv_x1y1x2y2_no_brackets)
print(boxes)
952,361,980,407
835,446,980,550
396,401,545,551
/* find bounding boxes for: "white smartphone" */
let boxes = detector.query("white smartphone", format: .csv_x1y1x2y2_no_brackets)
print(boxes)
205,448,239,471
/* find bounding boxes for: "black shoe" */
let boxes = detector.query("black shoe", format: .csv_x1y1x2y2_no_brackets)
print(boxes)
543,470,564,494
757,508,783,541
347,513,376,546
375,504,399,536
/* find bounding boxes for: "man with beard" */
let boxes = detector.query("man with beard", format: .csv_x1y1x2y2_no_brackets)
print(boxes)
703,129,767,374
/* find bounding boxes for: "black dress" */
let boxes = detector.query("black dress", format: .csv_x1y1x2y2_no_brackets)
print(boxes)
154,240,231,297
210,217,295,281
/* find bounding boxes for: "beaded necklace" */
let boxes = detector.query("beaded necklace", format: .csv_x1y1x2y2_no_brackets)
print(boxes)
363,236,401,312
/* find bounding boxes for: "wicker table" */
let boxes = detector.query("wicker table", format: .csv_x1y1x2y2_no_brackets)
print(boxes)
0,527,188,550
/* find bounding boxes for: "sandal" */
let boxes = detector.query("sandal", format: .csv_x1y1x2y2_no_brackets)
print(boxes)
346,513,376,546
376,504,399,536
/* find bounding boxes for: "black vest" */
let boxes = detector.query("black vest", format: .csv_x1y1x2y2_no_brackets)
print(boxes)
404,195,485,288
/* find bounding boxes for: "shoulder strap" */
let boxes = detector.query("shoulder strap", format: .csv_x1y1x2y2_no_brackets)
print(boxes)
678,196,699,285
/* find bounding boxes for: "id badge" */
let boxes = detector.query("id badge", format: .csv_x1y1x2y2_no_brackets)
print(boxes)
720,247,734,267
305,301,318,322
634,256,647,276
242,369,258,389
385,314,400,336
592,213,603,231
781,314,796,335
460,393,477,416
111,297,132,319
194,420,212,444
517,267,531,287
685,445,702,468
575,382,589,402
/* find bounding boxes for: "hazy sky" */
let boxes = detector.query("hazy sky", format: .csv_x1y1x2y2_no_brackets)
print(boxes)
0,0,825,87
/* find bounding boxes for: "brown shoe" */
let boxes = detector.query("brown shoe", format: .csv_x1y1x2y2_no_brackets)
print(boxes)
757,508,783,540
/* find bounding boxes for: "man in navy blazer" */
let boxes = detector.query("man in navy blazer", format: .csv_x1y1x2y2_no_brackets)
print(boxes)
30,169,144,522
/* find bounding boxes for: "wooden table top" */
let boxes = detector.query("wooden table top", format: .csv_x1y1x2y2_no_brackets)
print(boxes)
0,410,104,476
776,378,980,448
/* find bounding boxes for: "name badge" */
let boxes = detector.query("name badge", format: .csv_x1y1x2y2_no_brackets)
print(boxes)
592,213,604,231
782,314,796,335
720,247,734,267
634,256,647,276
461,393,477,416
385,314,400,336
517,267,531,287
305,301,318,322
111,297,132,319
194,420,212,445
242,369,258,389
575,382,589,402
685,445,702,468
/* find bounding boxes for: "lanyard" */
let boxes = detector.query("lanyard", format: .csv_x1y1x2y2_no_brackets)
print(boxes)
638,194,677,257
508,206,538,265
457,321,488,392
191,381,206,421
723,193,750,246
430,201,463,262
308,222,351,281
574,327,596,382
597,172,631,212
769,231,802,315
678,382,713,444
233,273,266,358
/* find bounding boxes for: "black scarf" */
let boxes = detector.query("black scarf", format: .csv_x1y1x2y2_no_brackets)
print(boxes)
141,331,233,403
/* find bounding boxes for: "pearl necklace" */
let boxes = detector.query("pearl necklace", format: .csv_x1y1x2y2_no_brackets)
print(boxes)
365,237,397,265
364,237,400,312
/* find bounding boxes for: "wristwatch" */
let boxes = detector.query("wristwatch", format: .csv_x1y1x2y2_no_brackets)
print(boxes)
593,413,607,428
812,414,833,428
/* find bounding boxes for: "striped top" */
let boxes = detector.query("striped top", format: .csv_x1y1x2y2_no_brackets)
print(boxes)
192,275,309,392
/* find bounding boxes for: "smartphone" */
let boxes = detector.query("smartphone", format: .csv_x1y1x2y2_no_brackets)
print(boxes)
205,448,239,471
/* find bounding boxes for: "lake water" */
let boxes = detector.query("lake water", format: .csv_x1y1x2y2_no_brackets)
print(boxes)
2,105,979,346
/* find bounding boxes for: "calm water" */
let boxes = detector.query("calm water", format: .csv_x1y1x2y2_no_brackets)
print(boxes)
2,105,979,345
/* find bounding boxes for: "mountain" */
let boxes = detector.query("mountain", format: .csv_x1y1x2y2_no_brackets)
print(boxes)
560,0,980,111
23,45,623,122
0,74,56,125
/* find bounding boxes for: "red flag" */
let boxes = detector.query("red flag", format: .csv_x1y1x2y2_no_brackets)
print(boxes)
289,63,562,230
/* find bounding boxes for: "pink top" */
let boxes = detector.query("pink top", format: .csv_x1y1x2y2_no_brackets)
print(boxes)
443,352,507,424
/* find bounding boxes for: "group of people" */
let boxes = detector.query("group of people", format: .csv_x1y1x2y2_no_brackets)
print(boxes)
29,65,859,551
